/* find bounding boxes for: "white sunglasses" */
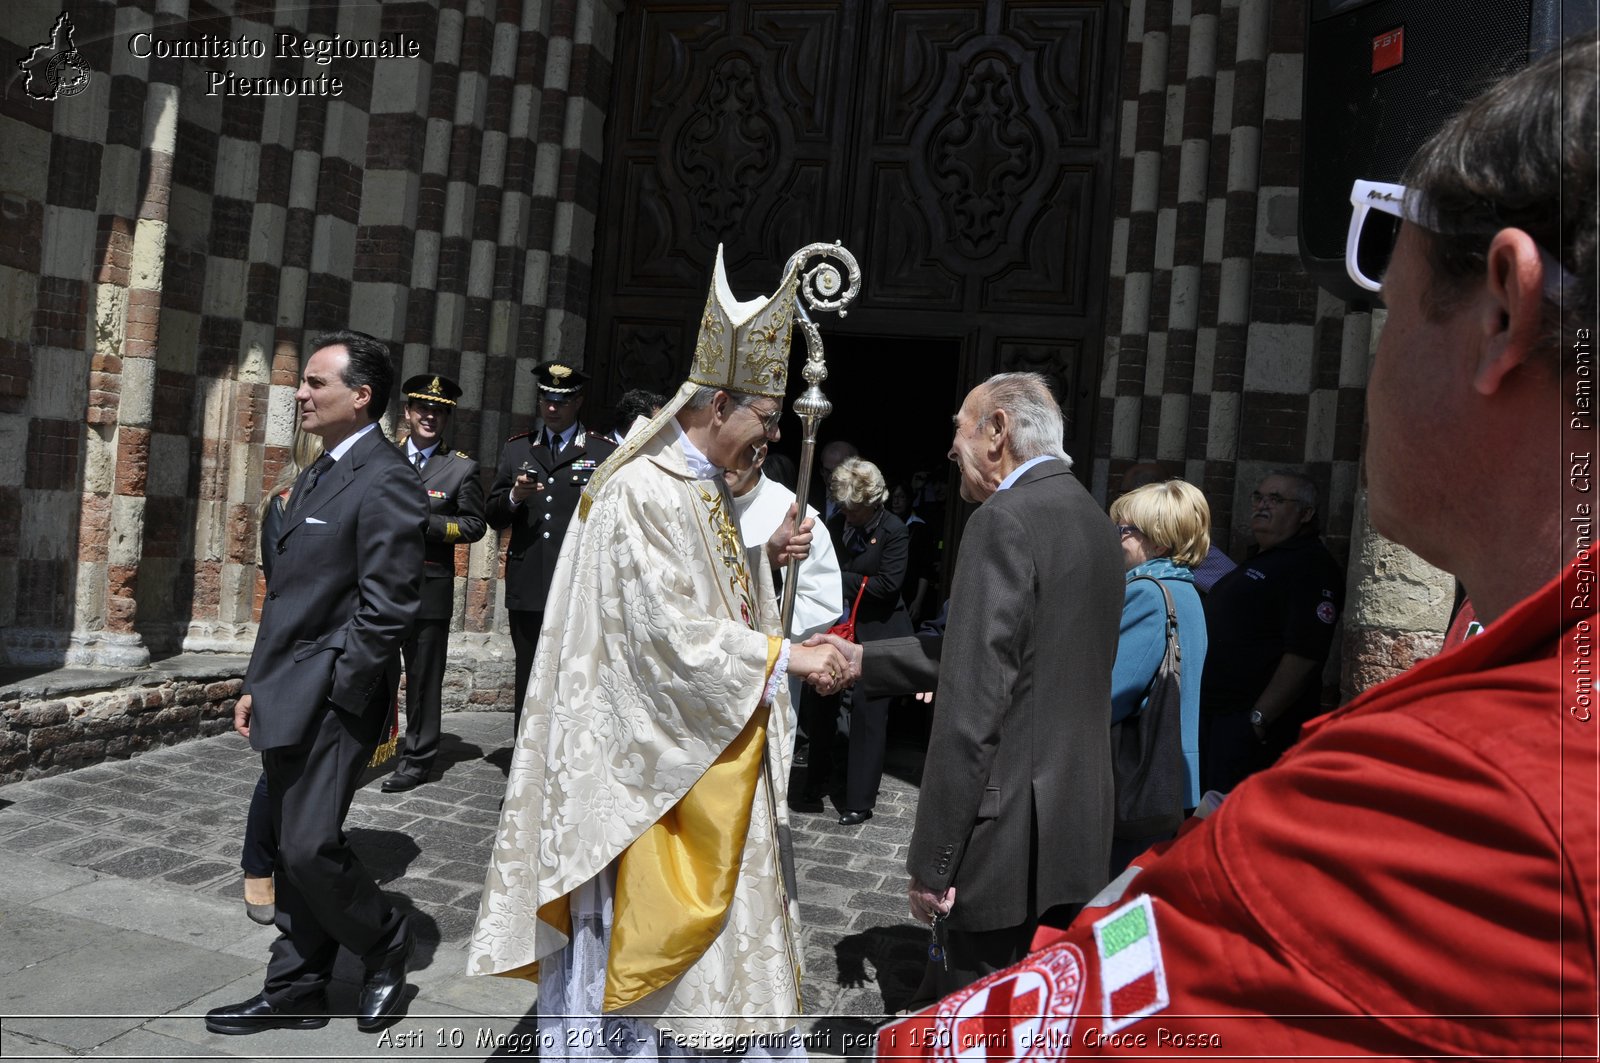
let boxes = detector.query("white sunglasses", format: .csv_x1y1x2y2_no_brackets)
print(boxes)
1346,178,1576,298
1345,180,1435,293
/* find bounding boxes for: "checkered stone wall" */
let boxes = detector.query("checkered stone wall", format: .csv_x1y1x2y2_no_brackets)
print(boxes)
0,0,624,671
1091,0,1452,694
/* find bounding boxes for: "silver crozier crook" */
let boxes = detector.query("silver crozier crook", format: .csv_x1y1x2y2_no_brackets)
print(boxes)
778,241,861,638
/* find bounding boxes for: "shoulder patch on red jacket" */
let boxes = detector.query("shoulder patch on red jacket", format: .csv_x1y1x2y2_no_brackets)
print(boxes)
876,943,1086,1060
1093,894,1169,1033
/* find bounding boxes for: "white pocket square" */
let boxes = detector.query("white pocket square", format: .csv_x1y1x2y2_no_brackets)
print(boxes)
305,516,327,525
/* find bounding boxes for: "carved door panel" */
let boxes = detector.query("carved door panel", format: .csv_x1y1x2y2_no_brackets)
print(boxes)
591,1,1122,469
595,3,860,398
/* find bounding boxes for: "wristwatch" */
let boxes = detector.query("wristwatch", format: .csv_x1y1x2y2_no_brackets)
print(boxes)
1249,709,1266,727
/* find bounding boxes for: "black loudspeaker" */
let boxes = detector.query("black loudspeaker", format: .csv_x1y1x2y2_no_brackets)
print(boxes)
1298,0,1595,304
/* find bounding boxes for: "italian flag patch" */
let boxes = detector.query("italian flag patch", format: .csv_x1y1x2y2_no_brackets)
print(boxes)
1092,894,1169,1032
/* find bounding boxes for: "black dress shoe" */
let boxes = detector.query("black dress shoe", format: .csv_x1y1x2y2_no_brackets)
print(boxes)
357,935,414,1032
838,809,873,826
381,771,426,794
788,792,824,813
205,991,328,1035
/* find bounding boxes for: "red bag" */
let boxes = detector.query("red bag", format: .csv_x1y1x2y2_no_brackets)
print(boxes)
828,577,869,643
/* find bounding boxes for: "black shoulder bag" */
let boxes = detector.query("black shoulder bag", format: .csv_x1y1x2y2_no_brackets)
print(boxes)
1111,576,1186,839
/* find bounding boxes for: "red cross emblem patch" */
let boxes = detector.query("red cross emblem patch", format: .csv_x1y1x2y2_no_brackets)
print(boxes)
877,944,1085,1061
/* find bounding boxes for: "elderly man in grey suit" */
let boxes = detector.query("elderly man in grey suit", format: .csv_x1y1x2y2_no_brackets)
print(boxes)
207,330,427,1036
813,372,1123,1001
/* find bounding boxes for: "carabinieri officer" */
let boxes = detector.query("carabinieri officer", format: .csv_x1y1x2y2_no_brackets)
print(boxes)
382,373,487,794
486,360,617,728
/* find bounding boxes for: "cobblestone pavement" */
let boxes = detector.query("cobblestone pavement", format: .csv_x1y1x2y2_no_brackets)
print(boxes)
0,710,930,1059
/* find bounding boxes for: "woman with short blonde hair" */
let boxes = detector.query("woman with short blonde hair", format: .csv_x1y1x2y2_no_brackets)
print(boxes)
800,457,911,826
1108,479,1211,568
1106,479,1212,873
829,457,888,508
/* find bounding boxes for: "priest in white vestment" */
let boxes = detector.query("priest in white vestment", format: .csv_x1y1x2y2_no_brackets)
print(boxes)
469,247,851,1058
727,445,843,641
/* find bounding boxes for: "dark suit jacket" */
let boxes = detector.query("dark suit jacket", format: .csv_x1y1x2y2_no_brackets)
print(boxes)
486,428,618,613
903,459,1124,932
244,426,427,751
829,509,914,641
403,441,487,620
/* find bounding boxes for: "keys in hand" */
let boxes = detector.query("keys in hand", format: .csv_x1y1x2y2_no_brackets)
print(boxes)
928,912,949,973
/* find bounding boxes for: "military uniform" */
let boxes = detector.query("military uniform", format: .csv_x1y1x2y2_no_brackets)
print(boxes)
387,376,487,792
486,362,618,722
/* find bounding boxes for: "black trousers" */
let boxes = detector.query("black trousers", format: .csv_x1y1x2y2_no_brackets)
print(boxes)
239,772,274,876
508,609,543,731
803,686,890,813
394,617,448,778
261,705,408,1003
1200,709,1264,794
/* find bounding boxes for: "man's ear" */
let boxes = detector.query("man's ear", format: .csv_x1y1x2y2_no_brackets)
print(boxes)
1475,227,1545,396
986,408,1009,456
353,384,373,415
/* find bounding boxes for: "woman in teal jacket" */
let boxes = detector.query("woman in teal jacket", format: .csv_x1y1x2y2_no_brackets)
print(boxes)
1107,479,1211,874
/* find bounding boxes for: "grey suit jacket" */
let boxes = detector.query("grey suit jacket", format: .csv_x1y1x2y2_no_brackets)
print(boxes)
244,426,427,750
903,460,1123,932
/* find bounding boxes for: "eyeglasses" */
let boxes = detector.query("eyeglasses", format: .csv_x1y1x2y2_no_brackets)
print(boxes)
1346,178,1578,297
1249,492,1300,507
751,405,782,434
1116,524,1141,537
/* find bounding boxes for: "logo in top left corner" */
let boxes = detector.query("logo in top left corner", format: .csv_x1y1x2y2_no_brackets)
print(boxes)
17,12,93,101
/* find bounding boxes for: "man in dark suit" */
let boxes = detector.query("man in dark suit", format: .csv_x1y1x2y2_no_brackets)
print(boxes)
206,330,426,1036
486,360,617,726
382,374,487,794
811,372,1123,1001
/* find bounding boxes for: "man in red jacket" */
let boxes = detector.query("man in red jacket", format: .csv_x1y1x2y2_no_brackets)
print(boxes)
877,36,1597,1060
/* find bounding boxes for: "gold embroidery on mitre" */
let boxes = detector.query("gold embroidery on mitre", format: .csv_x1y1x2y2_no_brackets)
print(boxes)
688,244,800,400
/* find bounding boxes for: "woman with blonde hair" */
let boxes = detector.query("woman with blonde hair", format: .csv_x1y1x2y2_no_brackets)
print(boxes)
797,457,913,825
1107,478,1210,873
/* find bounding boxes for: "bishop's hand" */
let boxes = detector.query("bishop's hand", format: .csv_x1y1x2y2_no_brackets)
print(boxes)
767,503,814,568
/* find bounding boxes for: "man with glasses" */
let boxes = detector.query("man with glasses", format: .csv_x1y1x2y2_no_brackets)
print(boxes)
878,37,1596,1059
486,360,617,727
1199,470,1343,791
470,250,848,1057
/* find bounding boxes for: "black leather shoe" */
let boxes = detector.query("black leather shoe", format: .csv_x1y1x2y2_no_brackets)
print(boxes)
357,935,414,1032
381,771,426,794
205,991,328,1035
838,809,873,826
788,792,823,813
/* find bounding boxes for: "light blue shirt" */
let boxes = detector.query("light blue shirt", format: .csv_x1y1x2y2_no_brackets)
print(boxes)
405,438,438,466
544,423,577,452
997,454,1059,491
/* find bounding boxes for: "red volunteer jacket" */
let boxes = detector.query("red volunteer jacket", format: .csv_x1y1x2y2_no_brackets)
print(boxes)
879,558,1597,1059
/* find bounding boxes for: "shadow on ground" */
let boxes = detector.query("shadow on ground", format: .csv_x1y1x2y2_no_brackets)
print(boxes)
833,923,928,1015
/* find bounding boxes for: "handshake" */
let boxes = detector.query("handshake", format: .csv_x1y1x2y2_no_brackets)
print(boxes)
787,632,864,697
